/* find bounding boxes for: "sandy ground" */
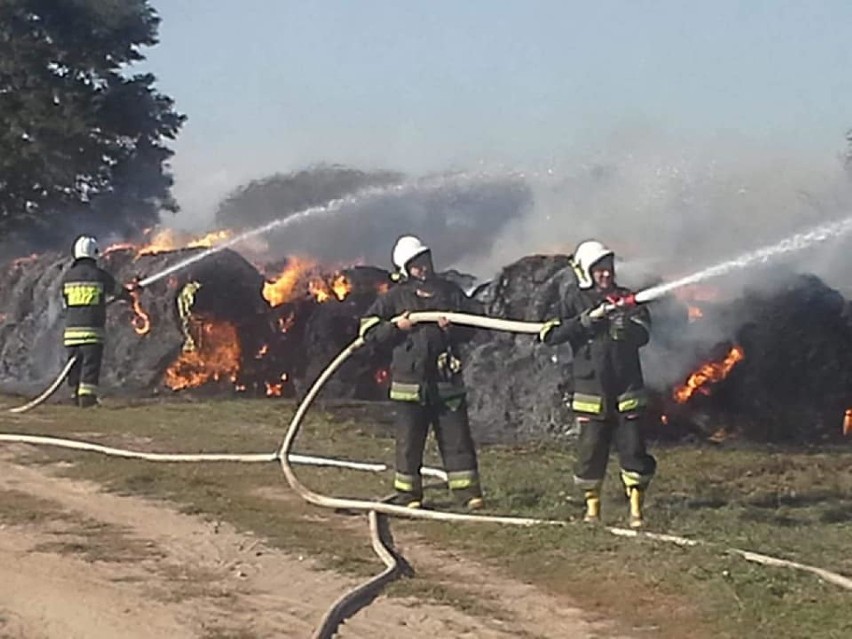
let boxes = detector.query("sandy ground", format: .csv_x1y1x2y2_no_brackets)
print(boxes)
0,454,628,639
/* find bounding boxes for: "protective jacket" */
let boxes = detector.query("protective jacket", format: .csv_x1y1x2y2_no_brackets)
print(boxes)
359,276,477,404
542,284,651,417
61,258,127,346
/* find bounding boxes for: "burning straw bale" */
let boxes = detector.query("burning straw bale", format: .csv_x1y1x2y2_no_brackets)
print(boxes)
683,274,852,442
3,245,852,445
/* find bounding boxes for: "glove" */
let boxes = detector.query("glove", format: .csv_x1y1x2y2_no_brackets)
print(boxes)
580,303,607,329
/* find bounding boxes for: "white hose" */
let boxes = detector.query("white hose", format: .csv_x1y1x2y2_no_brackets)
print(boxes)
8,356,78,414
275,311,852,591
276,332,562,527
0,308,848,639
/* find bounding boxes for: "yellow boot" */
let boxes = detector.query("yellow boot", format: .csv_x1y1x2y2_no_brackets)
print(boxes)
628,487,645,529
583,489,601,523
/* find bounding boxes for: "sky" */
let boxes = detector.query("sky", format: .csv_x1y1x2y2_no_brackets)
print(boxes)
140,0,852,229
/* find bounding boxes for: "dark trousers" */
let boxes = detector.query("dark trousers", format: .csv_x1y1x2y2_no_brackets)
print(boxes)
394,399,481,500
574,413,656,491
66,343,104,405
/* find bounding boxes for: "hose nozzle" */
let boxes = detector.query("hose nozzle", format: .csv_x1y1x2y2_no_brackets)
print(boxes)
602,292,637,315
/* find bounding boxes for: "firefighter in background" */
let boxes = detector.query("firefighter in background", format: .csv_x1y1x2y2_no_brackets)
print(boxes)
539,240,656,528
62,235,133,407
360,235,484,510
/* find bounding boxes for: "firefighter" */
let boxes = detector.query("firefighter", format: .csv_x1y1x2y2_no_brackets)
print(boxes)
359,235,484,510
61,235,134,407
539,240,656,528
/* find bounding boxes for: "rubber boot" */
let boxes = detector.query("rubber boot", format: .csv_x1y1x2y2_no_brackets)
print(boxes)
78,394,98,408
390,492,422,509
466,496,485,511
583,489,601,523
628,487,645,529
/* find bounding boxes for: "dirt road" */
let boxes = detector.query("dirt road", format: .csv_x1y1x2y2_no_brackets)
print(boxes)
0,454,626,639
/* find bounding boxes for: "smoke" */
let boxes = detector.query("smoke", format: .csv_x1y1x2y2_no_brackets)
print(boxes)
457,129,852,291
218,171,534,273
449,129,852,390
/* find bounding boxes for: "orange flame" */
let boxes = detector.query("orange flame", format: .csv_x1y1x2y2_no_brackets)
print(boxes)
103,242,136,255
843,409,852,436
265,373,289,397
308,273,352,303
164,320,241,391
673,345,745,404
186,230,231,249
263,258,315,306
129,290,151,335
265,382,283,397
106,228,232,257
138,228,180,255
331,274,352,300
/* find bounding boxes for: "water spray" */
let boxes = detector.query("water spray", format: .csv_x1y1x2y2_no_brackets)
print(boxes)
633,214,852,304
137,171,522,289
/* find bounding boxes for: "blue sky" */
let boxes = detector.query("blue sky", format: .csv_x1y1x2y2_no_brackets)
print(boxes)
141,1,852,225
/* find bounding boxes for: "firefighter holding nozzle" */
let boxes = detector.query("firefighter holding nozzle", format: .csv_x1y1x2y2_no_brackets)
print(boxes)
539,240,656,528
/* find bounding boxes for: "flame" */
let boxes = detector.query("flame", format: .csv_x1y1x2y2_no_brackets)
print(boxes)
331,274,352,300
687,305,703,322
164,320,241,391
255,344,269,359
309,278,331,303
278,312,296,333
129,289,151,335
660,414,669,425
374,368,389,385
103,242,136,255
308,273,352,303
843,409,852,436
187,229,231,249
263,257,315,306
265,382,283,397
138,228,180,255
265,373,289,397
106,228,232,257
673,345,745,404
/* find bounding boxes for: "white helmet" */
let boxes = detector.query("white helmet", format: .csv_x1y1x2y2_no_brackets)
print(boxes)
392,235,430,277
73,235,100,260
571,240,614,289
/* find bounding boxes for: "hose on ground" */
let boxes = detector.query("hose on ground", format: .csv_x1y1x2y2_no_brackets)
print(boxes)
2,309,850,639
8,356,78,414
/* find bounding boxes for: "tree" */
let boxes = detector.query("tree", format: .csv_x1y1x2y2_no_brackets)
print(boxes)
214,164,404,230
0,0,184,248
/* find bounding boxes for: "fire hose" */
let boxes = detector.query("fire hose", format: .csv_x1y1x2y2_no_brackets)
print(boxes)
3,310,851,638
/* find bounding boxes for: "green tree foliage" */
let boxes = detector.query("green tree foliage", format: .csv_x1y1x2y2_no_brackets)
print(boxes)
214,164,404,230
0,0,184,246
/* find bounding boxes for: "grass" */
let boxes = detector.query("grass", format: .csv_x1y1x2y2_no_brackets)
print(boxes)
0,395,850,638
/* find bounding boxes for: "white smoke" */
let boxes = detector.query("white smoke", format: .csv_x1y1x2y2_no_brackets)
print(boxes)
456,129,852,293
